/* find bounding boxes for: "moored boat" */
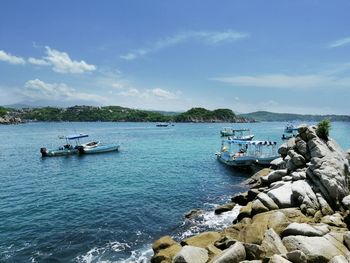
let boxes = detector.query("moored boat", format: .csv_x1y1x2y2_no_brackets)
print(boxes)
220,128,254,141
216,139,279,167
40,133,89,157
284,123,298,133
77,143,120,154
156,123,169,127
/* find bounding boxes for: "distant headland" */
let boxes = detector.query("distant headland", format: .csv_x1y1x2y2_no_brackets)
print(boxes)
1,105,350,124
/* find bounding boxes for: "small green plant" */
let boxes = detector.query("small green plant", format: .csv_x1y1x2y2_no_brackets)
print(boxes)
316,119,331,140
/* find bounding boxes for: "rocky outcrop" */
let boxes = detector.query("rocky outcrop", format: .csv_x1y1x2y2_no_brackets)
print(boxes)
0,115,22,124
151,125,350,263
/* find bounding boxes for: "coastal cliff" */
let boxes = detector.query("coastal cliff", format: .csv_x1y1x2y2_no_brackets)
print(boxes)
0,107,22,124
152,125,350,263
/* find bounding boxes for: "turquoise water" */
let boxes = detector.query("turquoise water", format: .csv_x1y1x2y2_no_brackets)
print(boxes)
1,121,349,262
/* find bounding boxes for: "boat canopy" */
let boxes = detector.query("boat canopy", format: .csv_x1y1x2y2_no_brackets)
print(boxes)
66,134,89,140
225,139,277,145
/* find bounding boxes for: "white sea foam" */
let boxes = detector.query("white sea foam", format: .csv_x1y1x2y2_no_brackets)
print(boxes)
76,241,131,263
179,204,241,239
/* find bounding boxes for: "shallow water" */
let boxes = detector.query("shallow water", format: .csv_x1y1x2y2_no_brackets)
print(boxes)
0,121,349,262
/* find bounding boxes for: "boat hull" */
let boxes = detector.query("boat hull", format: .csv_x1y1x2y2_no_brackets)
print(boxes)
41,147,78,157
216,154,255,167
255,155,280,166
78,144,120,154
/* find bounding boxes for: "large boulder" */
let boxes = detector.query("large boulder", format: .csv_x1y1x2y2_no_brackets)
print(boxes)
172,245,208,263
181,232,222,248
211,242,246,263
153,235,178,253
282,232,350,262
268,255,292,263
260,228,288,257
307,138,350,209
285,250,307,263
280,223,329,237
257,193,279,210
215,203,235,215
291,180,319,216
261,170,288,185
329,255,349,263
267,182,294,208
223,208,311,244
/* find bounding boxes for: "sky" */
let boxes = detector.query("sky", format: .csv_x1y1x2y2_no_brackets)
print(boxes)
1,0,350,114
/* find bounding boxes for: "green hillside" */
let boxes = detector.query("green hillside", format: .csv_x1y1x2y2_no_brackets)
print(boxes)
239,111,350,122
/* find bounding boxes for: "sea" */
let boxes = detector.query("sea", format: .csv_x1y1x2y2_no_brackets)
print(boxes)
1,121,350,262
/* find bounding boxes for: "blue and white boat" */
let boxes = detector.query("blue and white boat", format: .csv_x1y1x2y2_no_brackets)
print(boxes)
216,139,279,167
220,128,254,140
77,143,120,154
40,133,89,157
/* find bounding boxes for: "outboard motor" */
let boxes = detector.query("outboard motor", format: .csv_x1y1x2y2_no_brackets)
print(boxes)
40,147,48,157
77,146,85,154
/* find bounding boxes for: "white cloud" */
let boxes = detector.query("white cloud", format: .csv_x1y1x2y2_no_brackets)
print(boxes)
23,79,104,102
212,73,350,89
26,46,96,74
120,30,249,61
328,37,350,48
28,57,50,66
147,88,179,99
0,50,26,65
44,47,96,73
116,86,179,100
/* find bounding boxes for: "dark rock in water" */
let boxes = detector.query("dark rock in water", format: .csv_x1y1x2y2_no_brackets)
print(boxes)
232,192,249,206
184,208,202,219
215,202,235,215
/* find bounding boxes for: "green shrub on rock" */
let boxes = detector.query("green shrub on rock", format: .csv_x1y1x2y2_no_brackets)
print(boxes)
316,119,331,140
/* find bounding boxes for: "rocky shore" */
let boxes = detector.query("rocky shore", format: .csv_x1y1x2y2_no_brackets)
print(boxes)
151,125,350,263
0,115,23,125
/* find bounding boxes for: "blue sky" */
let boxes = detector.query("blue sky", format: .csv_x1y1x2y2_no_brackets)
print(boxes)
1,0,350,114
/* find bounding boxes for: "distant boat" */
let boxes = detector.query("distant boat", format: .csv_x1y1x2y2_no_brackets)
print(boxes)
40,133,89,157
220,128,254,141
284,123,298,133
216,139,279,167
156,123,169,127
281,133,295,140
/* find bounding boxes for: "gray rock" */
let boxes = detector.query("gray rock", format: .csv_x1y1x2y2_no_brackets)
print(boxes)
241,261,262,263
260,228,288,257
281,223,329,237
252,199,269,215
329,255,348,263
278,138,296,157
321,213,347,228
257,193,279,210
288,150,306,168
282,233,349,262
282,176,293,182
271,157,287,169
291,180,319,216
307,138,350,209
268,254,292,263
172,245,209,263
261,170,288,185
243,243,264,260
215,203,235,215
342,195,350,210
212,241,246,263
286,250,307,263
343,231,350,250
267,181,294,208
291,171,306,181
295,138,309,157
316,193,334,216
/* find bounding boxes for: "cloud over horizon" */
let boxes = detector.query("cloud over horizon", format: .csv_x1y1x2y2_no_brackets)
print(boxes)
328,37,350,48
120,30,249,61
0,50,26,65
